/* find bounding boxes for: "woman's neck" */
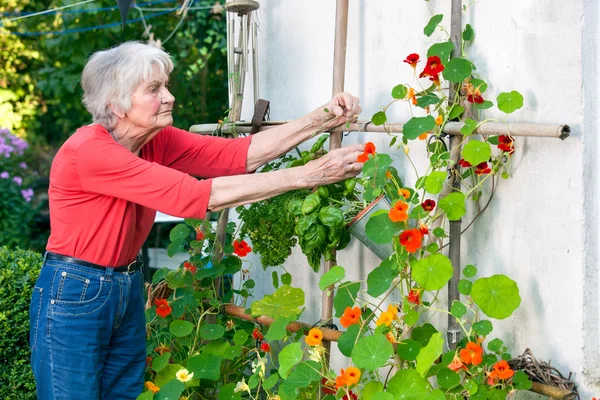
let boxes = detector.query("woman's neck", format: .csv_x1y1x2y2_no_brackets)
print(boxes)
107,124,158,155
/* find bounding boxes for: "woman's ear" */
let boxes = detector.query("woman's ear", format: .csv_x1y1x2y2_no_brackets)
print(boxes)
107,103,126,118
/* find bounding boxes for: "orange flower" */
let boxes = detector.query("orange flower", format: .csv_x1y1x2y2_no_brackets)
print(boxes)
412,97,418,106
183,261,197,274
388,200,409,223
305,328,323,346
489,360,515,380
448,355,467,372
435,115,443,126
357,142,376,163
145,381,160,394
340,306,361,328
344,366,361,385
385,170,392,179
387,304,399,320
154,299,172,318
418,132,428,140
154,344,170,355
407,88,415,100
376,311,394,327
399,229,423,253
407,288,421,305
459,342,484,366
399,188,410,199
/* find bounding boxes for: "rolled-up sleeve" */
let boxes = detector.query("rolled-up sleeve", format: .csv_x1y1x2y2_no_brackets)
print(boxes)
159,126,254,177
76,138,213,219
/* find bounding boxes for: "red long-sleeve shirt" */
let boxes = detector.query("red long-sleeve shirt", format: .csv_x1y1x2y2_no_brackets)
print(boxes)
46,124,253,267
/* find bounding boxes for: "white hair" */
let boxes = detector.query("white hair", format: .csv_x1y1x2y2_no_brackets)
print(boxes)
81,41,174,129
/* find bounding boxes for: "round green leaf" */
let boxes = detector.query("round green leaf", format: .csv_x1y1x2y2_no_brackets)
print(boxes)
397,339,422,361
464,264,477,277
281,273,292,285
372,393,395,400
372,111,387,126
319,266,346,290
458,279,472,295
412,254,454,290
223,345,242,360
442,58,472,83
365,210,403,244
338,324,361,357
462,24,474,41
460,119,478,136
428,41,454,64
251,285,304,319
450,301,467,318
169,223,191,242
367,262,396,297
187,353,223,381
464,379,478,395
426,389,446,400
471,275,521,319
424,171,447,195
263,373,280,390
403,116,436,140
487,338,503,352
404,309,419,326
513,371,533,390
424,14,443,37
352,334,394,370
151,352,171,372
155,379,185,400
416,332,444,377
200,324,225,340
334,281,361,317
392,84,408,99
437,368,460,389
475,100,494,110
497,91,523,114
472,320,493,336
169,320,194,337
363,382,385,400
233,330,249,345
462,140,491,166
439,192,466,221
278,342,303,378
286,361,321,389
265,317,293,341
387,369,432,398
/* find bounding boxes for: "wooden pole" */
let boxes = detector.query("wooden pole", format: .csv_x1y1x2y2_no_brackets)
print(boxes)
446,0,464,351
189,121,571,140
320,0,349,362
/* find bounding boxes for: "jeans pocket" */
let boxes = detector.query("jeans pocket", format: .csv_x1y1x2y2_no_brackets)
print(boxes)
29,286,43,351
51,269,112,316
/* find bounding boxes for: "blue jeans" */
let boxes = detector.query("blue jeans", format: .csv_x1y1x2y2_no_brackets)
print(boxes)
30,255,146,400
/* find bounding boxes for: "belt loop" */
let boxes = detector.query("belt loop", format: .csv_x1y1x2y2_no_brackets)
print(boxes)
42,251,48,264
105,267,114,280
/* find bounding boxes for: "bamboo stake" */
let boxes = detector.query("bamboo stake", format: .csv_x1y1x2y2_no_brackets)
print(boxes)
446,0,464,352
320,0,349,363
189,121,571,139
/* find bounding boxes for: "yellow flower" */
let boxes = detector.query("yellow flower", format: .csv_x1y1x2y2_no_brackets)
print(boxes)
376,311,394,327
234,378,250,393
145,381,160,394
175,368,194,383
387,304,400,320
305,328,323,346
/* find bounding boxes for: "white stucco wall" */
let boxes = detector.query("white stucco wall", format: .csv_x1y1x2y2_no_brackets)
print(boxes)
232,0,600,397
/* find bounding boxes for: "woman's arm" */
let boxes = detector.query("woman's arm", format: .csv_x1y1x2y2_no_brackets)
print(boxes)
245,92,361,171
208,143,365,211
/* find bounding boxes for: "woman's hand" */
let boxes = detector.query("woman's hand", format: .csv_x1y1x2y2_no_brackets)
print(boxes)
311,92,362,130
302,143,365,186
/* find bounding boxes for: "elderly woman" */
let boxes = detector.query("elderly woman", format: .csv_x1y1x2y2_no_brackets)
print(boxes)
29,41,363,399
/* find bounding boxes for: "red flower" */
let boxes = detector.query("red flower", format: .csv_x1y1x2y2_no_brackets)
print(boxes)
342,392,358,400
321,378,337,394
146,356,153,367
475,162,491,175
498,135,515,154
421,199,436,212
407,289,421,305
252,327,264,341
467,94,484,104
261,342,271,352
403,53,420,68
399,229,423,253
419,56,444,79
183,261,197,274
357,142,376,163
233,240,252,257
196,231,205,241
154,299,172,318
420,225,429,235
458,158,472,168
459,342,484,366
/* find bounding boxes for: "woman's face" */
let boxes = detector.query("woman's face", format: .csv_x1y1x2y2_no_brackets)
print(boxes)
125,67,175,132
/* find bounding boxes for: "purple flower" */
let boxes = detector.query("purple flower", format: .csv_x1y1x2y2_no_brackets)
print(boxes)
13,176,22,186
21,188,34,202
0,171,8,179
19,162,27,169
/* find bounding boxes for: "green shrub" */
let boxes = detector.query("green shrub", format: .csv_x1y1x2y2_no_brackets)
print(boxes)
0,247,42,399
